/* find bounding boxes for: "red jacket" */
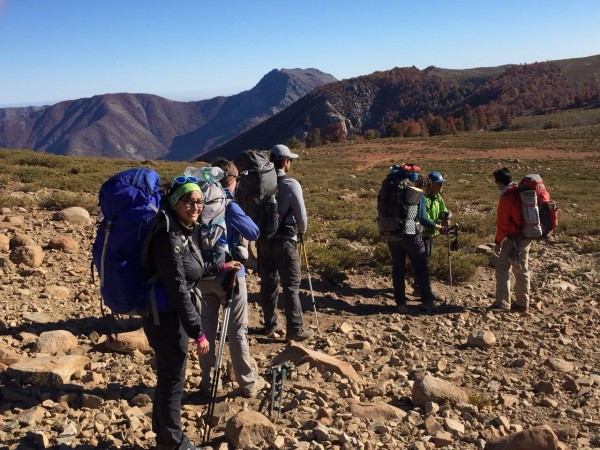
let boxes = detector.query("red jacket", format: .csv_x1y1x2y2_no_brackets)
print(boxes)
495,183,523,244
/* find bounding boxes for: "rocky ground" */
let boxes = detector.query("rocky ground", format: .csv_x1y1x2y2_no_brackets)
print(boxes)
0,205,599,450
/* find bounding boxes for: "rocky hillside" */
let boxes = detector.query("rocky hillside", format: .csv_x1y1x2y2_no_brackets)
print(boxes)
204,54,600,161
0,69,336,161
0,202,598,449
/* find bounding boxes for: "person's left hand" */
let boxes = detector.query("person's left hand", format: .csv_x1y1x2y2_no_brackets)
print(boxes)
494,243,501,255
197,339,209,356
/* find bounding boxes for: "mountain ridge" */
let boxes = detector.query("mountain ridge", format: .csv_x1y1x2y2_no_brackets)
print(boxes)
0,68,337,160
203,55,600,161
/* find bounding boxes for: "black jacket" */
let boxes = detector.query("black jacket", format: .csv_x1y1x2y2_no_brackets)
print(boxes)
146,209,221,340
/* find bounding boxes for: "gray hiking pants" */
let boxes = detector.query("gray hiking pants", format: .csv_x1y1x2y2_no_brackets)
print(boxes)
495,236,532,308
257,238,304,334
196,276,258,396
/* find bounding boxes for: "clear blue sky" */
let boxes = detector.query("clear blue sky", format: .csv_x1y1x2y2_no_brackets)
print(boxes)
1,0,599,107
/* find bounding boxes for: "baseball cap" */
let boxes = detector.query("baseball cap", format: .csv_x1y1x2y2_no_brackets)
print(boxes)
270,144,299,160
428,171,447,183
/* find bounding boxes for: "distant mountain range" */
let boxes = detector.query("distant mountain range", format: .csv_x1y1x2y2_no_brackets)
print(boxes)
0,68,337,161
2,56,600,163
205,54,600,161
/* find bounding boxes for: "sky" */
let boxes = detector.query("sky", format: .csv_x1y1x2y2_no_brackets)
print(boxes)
1,0,600,107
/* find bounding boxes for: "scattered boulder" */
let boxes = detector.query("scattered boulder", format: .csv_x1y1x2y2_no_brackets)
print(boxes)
104,328,152,354
9,245,44,267
411,374,468,407
7,355,90,387
272,342,362,382
484,424,559,450
225,410,276,449
47,236,79,252
35,330,78,355
467,330,497,349
52,207,91,225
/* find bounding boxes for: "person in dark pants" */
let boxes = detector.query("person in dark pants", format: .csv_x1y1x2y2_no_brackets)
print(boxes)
382,165,445,313
143,175,241,450
258,144,314,342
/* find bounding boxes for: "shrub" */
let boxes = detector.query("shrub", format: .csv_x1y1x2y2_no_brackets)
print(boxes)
543,120,563,129
308,241,364,284
364,129,381,140
581,240,600,254
38,191,98,213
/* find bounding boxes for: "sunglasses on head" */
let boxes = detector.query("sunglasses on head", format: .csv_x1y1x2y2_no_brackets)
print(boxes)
172,175,198,185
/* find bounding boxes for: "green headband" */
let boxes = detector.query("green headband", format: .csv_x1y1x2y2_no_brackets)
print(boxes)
169,182,201,209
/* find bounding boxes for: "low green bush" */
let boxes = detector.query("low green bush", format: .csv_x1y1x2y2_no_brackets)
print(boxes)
37,191,98,212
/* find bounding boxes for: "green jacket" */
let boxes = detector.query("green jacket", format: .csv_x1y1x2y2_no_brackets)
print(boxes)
424,193,449,238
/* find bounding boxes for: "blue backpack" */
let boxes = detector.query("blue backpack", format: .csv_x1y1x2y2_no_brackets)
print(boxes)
92,168,163,315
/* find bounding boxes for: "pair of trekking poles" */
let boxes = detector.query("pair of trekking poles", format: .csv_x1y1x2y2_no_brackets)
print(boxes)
202,269,237,445
267,362,294,417
202,236,321,443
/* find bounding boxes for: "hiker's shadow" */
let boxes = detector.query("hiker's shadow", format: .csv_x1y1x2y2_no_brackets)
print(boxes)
0,314,141,338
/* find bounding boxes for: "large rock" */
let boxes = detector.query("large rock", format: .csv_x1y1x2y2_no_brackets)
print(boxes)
345,398,407,421
412,374,468,407
484,424,559,450
47,236,79,252
0,232,10,251
467,330,497,349
225,410,276,449
7,355,90,387
104,328,152,354
9,245,44,267
0,344,21,365
35,330,78,355
272,342,362,382
52,207,91,225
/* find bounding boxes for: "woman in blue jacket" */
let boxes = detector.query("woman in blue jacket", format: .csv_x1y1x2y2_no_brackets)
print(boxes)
197,160,264,398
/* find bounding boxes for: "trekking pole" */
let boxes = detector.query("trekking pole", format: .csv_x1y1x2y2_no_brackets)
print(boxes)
268,365,279,417
299,235,321,335
278,364,287,417
447,228,453,288
203,269,238,445
446,223,459,288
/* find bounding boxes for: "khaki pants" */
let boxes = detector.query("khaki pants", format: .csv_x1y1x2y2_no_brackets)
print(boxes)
495,236,532,308
196,276,258,396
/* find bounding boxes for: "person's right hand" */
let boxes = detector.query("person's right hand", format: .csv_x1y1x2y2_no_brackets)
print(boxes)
494,243,501,255
197,339,209,356
224,260,242,271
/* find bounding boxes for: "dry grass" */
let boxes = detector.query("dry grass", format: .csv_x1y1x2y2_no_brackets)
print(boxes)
1,118,599,283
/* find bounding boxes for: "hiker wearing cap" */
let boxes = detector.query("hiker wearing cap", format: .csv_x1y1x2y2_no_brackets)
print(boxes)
196,159,265,398
423,172,451,253
411,171,451,296
379,164,446,312
142,175,241,450
257,144,314,342
490,167,532,312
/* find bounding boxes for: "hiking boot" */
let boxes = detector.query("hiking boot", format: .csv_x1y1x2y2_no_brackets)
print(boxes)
511,304,529,313
419,302,437,312
488,303,510,312
285,328,315,342
397,304,411,314
263,322,282,338
242,376,266,398
412,283,421,296
422,291,444,303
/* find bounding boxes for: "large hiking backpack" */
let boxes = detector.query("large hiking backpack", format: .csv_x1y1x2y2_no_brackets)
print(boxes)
234,150,280,240
92,168,163,315
198,181,231,268
377,171,424,241
518,174,558,239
